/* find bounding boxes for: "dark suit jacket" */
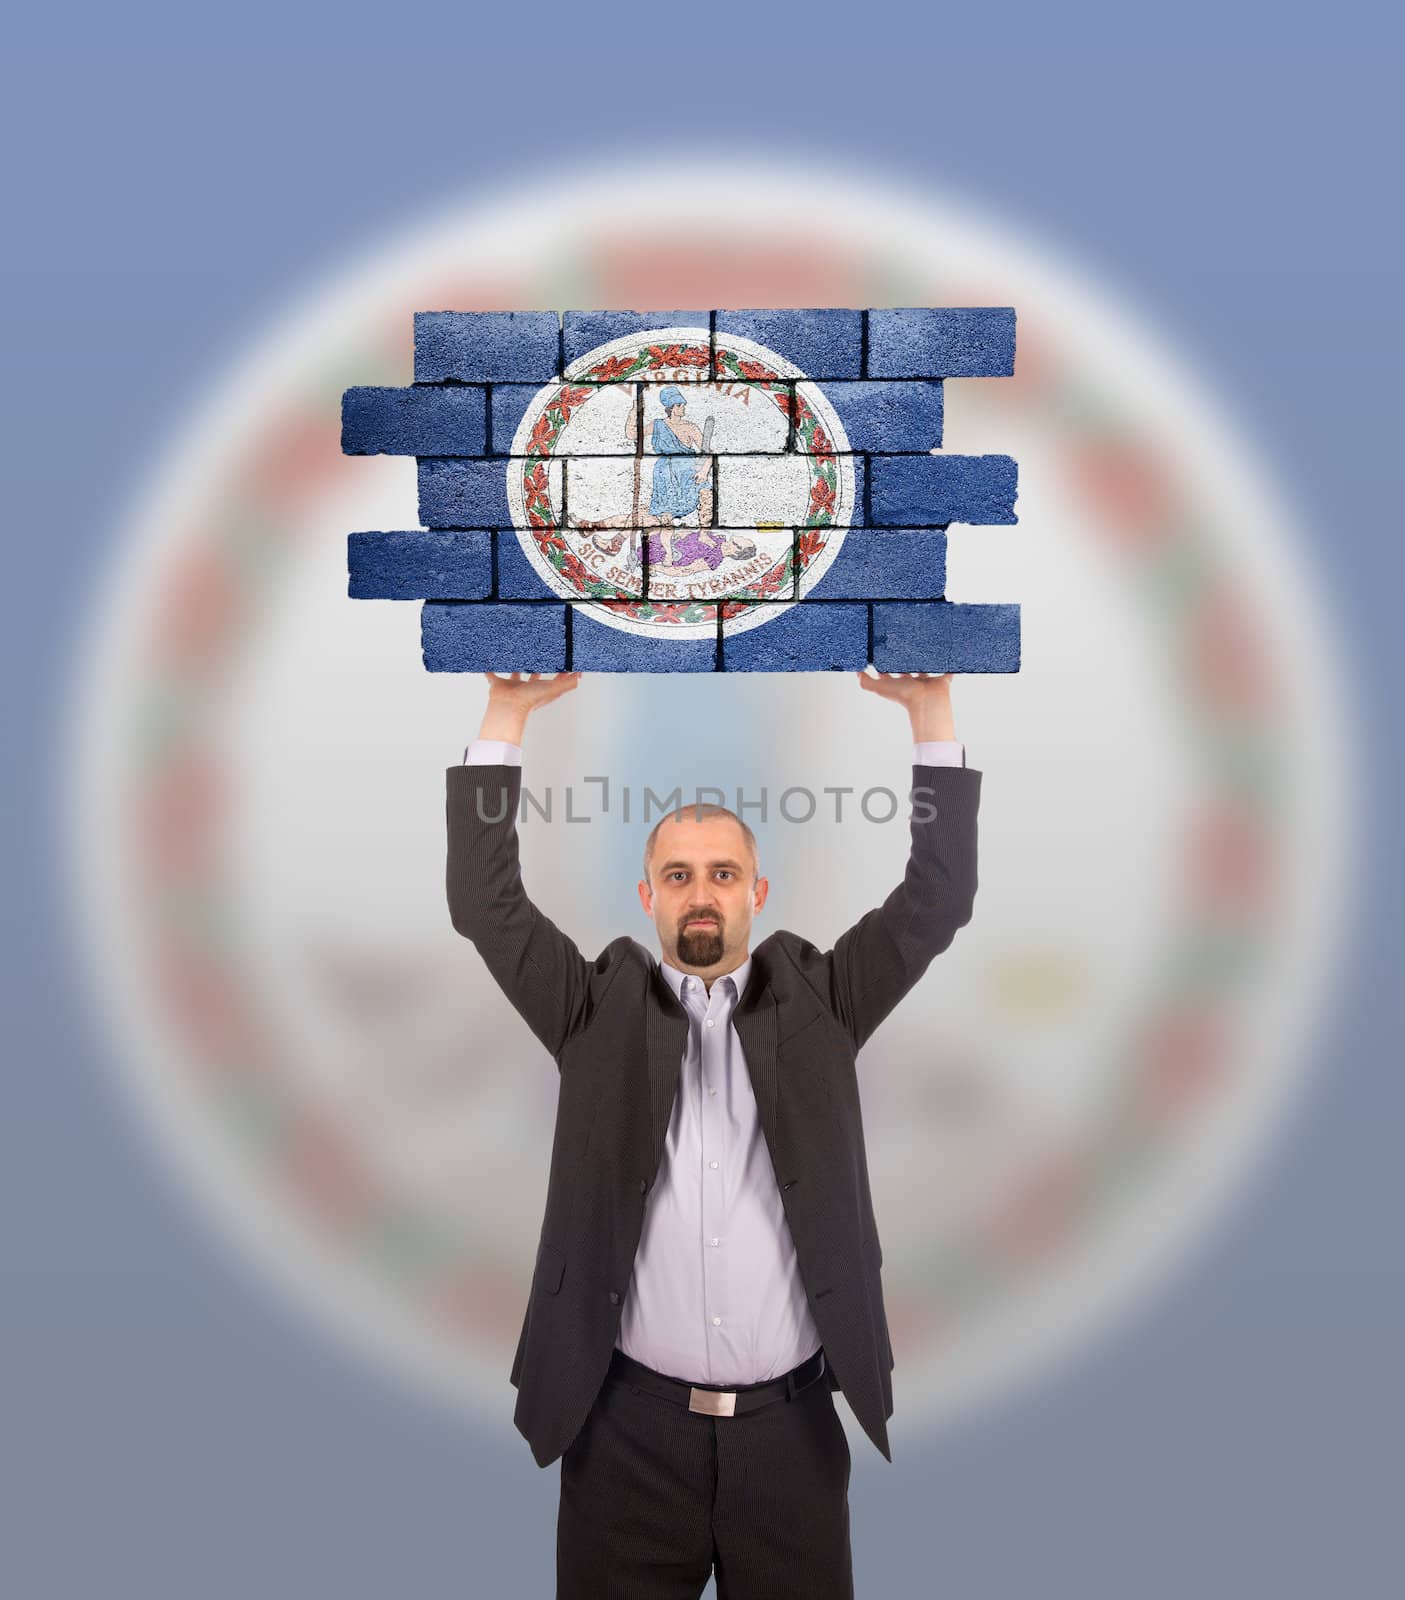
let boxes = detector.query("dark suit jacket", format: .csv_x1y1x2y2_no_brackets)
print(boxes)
446,758,982,1467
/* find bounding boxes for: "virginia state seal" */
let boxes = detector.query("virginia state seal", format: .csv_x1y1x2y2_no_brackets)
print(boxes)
504,327,856,638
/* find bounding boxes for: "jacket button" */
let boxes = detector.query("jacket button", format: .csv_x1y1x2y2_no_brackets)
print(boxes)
782,1179,798,1190
639,1178,648,1194
609,1290,621,1305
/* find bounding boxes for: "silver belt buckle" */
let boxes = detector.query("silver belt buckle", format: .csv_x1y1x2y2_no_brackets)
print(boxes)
689,1385,737,1417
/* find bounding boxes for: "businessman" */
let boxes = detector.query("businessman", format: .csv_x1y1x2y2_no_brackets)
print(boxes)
447,669,982,1598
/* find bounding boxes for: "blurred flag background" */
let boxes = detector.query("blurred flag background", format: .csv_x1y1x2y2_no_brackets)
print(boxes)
4,12,1399,1599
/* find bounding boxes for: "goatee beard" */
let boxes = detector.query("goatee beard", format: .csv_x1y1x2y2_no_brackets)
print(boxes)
678,925,723,965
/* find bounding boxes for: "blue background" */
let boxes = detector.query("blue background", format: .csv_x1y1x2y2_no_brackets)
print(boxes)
5,9,1400,1595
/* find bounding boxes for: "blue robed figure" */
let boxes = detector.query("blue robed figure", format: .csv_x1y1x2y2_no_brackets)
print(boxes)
649,385,707,520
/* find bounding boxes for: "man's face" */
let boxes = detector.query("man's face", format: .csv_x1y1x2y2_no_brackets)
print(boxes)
638,812,768,974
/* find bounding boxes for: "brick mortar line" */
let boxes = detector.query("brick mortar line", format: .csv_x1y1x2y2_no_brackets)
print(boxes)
437,596,943,606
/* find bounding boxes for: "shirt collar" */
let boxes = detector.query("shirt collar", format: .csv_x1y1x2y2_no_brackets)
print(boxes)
659,951,752,1006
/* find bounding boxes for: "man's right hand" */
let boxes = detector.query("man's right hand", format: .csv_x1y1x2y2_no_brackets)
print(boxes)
476,670,582,744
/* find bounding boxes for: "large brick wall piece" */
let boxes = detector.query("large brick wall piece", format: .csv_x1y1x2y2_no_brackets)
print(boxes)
342,308,1022,673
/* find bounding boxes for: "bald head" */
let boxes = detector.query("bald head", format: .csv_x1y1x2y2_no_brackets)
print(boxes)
643,802,759,886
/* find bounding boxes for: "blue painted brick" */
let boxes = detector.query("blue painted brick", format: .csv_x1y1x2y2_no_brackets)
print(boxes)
825,382,942,452
570,605,718,671
564,311,710,373
492,385,546,455
422,601,567,672
418,459,510,528
414,312,559,383
868,455,1018,526
341,386,486,456
806,530,946,600
872,602,1021,672
497,531,641,600
495,530,557,599
867,308,1016,378
645,536,796,601
348,530,491,600
496,382,639,454
721,602,869,671
492,382,636,455
849,452,866,527
715,309,862,380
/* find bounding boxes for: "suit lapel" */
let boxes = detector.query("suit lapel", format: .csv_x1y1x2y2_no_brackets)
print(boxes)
733,979,778,1151
644,974,690,1163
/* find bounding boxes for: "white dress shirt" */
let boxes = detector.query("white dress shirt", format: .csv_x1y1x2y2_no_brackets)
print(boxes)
623,950,826,1383
461,732,966,1382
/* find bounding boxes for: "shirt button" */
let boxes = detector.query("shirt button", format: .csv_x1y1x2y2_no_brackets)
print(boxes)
705,1019,716,1029
712,1316,722,1326
709,1088,717,1096
709,1160,718,1169
710,1238,719,1247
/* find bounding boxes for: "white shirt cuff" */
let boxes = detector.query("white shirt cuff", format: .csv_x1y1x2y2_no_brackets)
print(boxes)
464,739,523,766
913,740,965,767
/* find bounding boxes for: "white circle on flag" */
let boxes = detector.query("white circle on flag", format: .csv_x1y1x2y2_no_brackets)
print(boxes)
504,326,856,637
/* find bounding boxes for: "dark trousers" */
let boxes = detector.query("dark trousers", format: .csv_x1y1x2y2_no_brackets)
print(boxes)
557,1351,854,1598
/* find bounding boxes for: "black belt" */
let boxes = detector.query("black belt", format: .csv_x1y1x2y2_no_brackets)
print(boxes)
606,1345,827,1417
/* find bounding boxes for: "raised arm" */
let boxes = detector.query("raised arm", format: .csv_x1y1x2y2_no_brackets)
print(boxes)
447,671,591,1062
825,673,981,1051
